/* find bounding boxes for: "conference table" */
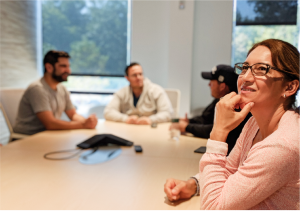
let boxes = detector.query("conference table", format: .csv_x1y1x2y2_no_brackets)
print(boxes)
1,120,207,210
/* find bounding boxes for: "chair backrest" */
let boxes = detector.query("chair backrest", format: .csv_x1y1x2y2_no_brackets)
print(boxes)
0,103,12,145
164,89,181,118
88,105,105,119
0,88,25,127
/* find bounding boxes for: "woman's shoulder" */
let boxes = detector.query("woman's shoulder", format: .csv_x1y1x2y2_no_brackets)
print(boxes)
263,109,299,155
277,109,299,140
279,109,299,133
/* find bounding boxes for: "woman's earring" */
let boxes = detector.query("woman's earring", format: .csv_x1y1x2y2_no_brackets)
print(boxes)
283,94,286,98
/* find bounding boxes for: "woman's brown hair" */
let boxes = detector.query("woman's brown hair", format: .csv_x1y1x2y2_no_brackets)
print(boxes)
247,39,300,110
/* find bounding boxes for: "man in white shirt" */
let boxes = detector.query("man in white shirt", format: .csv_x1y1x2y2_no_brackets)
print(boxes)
104,62,172,125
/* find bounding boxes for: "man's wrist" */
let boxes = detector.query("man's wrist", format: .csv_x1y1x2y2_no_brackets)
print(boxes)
183,122,189,132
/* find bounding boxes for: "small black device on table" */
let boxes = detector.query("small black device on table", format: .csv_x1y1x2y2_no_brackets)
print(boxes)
134,145,143,152
194,146,206,153
77,134,133,149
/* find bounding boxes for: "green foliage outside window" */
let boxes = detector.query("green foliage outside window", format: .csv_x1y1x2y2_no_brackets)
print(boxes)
232,25,298,64
42,0,128,75
232,0,299,65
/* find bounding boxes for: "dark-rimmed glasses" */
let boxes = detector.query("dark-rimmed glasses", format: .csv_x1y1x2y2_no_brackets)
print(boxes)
234,62,288,76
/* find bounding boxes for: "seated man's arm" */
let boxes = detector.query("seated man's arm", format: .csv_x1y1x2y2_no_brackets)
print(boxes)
65,108,86,123
148,91,172,123
189,115,206,124
185,124,213,139
63,88,90,124
37,111,97,130
170,121,213,138
189,99,219,124
104,94,129,122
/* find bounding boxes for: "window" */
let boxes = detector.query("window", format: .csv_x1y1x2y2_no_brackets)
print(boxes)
41,0,131,116
232,0,299,65
232,0,300,106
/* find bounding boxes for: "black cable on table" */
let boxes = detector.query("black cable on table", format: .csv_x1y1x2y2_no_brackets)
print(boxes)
44,148,83,160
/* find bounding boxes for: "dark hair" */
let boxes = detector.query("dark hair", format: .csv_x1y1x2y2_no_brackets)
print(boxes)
43,50,70,74
247,39,300,110
125,62,140,76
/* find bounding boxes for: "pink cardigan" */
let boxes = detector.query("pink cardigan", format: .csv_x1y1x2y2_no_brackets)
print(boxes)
198,110,299,210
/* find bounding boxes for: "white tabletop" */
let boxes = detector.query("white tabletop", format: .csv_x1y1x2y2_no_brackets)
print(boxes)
0,121,207,209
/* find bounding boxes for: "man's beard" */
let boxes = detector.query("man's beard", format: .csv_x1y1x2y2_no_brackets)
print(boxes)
51,67,69,82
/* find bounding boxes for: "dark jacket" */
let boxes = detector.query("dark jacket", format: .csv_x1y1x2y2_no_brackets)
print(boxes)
186,98,252,155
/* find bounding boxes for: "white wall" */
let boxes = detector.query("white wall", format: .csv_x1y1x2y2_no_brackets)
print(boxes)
131,1,170,88
131,0,234,117
131,0,194,117
0,1,39,88
190,0,234,115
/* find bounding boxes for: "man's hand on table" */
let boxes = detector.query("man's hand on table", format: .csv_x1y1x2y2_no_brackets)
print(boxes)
164,178,197,202
83,114,98,129
136,116,151,125
169,113,189,132
180,113,189,123
169,120,188,133
126,116,151,125
126,115,139,124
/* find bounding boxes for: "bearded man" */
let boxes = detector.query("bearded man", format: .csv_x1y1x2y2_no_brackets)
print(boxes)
14,50,97,135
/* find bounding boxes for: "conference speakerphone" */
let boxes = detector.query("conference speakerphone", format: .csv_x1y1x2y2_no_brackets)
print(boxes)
44,134,133,160
77,134,134,149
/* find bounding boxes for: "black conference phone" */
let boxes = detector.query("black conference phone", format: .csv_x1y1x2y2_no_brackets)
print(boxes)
77,134,133,149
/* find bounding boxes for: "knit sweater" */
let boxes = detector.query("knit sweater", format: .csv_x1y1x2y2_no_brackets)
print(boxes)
197,109,299,210
104,78,172,123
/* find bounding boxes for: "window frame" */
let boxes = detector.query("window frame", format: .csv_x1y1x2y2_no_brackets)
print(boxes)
231,0,300,66
38,0,132,95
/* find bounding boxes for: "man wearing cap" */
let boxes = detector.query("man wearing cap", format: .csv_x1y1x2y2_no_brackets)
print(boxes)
170,64,251,154
13,50,98,135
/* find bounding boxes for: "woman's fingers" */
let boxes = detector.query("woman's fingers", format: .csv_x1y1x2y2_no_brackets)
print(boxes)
228,94,243,109
221,92,237,101
219,92,241,111
212,92,252,138
240,102,254,117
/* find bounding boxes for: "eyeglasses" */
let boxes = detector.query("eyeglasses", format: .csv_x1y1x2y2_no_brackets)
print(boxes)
234,62,288,76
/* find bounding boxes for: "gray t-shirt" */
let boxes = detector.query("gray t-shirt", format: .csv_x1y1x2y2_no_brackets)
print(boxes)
13,78,74,135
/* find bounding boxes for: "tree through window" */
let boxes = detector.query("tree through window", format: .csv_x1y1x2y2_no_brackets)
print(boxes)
42,0,129,76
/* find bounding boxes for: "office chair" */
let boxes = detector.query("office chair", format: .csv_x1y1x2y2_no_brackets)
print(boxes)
0,102,29,145
165,89,181,118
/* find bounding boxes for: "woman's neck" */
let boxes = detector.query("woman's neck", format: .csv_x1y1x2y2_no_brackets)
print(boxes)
251,103,286,140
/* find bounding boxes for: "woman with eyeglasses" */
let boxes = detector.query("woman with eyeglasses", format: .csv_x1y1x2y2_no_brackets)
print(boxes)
199,39,299,209
164,39,299,209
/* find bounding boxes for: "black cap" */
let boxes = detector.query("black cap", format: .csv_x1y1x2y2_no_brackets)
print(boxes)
201,65,238,93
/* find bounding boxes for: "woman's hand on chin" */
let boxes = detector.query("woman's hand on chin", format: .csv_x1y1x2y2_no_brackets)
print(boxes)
211,92,254,142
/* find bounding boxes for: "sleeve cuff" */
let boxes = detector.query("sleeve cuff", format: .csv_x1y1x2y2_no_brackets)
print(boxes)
149,116,155,123
190,177,200,196
122,115,129,122
185,124,192,133
206,139,228,155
